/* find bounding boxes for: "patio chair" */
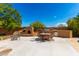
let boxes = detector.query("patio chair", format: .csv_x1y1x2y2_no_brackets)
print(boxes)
11,31,20,41
49,33,54,41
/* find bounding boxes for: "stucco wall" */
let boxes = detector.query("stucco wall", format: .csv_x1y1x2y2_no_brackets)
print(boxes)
50,30,72,38
19,27,72,38
20,27,34,36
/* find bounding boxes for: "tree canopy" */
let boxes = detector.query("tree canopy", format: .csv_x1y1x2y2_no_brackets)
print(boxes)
0,3,21,30
30,21,45,31
67,15,79,37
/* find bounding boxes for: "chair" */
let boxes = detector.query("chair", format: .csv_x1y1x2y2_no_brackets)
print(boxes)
49,33,54,41
11,31,20,41
48,31,55,41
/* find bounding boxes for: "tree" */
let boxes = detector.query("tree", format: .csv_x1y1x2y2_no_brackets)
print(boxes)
0,3,21,30
67,15,79,37
30,21,45,31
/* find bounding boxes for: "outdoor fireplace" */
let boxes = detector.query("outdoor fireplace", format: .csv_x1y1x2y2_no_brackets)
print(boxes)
21,27,34,36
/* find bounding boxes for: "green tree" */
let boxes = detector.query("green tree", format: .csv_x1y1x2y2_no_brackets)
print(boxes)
30,21,45,31
67,15,79,37
0,3,21,30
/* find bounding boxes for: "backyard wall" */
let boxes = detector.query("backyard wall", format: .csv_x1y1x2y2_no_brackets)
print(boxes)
50,30,72,38
9,27,72,38
32,29,72,38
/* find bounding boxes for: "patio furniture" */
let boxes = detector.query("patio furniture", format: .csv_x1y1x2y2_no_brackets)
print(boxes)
11,31,20,41
39,33,53,41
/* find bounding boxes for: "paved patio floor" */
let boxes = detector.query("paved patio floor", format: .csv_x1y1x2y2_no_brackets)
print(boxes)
0,36,79,56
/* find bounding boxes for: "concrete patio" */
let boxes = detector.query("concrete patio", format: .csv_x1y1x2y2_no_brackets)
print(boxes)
0,36,79,56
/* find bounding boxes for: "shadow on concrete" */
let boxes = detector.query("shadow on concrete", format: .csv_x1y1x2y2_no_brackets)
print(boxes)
30,38,46,42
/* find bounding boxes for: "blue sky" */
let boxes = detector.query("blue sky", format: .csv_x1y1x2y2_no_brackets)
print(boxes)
12,3,79,27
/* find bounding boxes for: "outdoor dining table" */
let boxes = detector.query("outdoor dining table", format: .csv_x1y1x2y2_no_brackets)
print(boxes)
39,33,51,41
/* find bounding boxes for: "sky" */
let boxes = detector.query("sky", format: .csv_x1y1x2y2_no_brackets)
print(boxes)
12,3,79,27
